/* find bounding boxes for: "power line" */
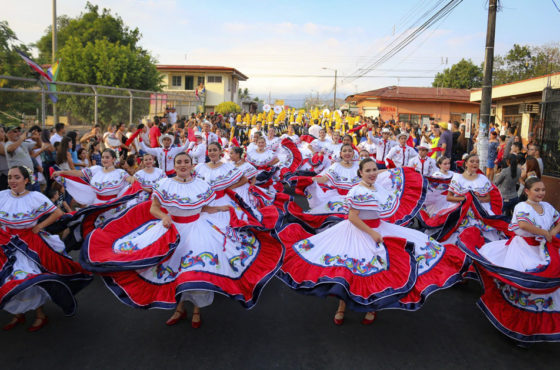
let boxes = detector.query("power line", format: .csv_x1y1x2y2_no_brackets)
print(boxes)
249,74,435,78
553,0,560,12
344,0,463,84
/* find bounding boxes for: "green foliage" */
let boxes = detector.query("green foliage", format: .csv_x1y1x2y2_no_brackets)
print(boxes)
0,21,39,123
215,101,241,114
493,43,560,85
33,2,161,125
35,2,141,63
432,58,483,89
57,38,160,125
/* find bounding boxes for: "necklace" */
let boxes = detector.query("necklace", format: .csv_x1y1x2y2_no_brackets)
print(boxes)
360,181,375,190
176,176,191,183
11,189,27,196
526,199,540,206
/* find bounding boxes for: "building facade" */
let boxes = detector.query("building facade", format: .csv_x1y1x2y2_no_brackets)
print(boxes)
155,65,249,117
470,72,560,209
345,86,479,125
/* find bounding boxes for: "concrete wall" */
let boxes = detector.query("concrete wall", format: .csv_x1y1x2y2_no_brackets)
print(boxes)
357,99,479,122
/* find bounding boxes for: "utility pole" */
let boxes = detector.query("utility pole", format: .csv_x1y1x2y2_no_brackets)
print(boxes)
478,0,497,172
333,69,337,110
52,0,58,126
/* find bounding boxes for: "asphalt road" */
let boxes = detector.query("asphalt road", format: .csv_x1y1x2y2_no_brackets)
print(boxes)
1,274,557,369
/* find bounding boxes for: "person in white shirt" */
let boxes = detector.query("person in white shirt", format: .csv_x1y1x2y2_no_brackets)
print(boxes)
265,126,281,152
368,127,397,169
189,131,207,165
409,143,437,177
249,122,263,141
201,120,219,147
385,132,417,168
308,119,322,139
49,123,65,145
140,133,190,176
168,107,178,125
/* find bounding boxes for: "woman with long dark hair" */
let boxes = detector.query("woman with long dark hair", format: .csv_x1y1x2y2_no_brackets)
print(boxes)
0,166,92,332
276,158,466,324
458,178,560,344
81,152,283,328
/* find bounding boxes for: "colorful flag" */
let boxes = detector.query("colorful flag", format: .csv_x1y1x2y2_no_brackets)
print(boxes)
47,59,60,103
15,48,52,81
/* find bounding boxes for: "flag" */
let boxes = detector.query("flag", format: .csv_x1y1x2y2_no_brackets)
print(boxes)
47,59,60,103
15,48,52,81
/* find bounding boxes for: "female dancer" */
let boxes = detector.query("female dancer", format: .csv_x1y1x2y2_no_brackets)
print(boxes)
0,167,91,331
276,158,465,324
287,144,360,228
82,153,283,328
419,156,455,219
195,142,252,224
52,149,141,248
246,136,279,178
458,177,560,344
228,146,275,210
421,154,507,243
134,153,166,201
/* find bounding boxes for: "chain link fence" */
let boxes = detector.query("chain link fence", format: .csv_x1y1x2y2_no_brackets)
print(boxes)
0,75,199,130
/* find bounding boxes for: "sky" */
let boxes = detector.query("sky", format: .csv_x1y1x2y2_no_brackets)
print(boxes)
3,0,560,105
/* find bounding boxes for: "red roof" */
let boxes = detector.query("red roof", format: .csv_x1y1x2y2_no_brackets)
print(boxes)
156,65,248,81
346,86,474,103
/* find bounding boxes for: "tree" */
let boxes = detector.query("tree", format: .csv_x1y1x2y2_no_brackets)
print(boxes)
493,43,560,85
432,58,483,89
35,3,161,125
237,87,250,101
215,101,241,114
35,2,141,63
0,21,39,123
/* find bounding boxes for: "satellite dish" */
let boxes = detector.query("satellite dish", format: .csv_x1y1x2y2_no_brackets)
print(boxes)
263,104,271,112
274,105,283,114
322,108,330,117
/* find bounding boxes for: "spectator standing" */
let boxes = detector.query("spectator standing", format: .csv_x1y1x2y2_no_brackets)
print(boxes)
0,126,8,190
487,131,499,181
503,126,515,158
493,154,520,219
527,143,543,174
168,107,178,125
149,119,162,148
439,122,453,159
49,122,66,145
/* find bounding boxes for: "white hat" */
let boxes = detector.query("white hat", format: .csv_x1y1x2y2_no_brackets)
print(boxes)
202,120,212,127
194,131,203,138
417,143,430,150
396,131,409,140
381,128,392,134
158,133,174,146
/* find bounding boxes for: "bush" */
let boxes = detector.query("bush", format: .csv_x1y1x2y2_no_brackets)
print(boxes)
215,101,241,114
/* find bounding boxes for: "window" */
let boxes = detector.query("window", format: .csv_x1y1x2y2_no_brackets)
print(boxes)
184,76,194,90
398,113,410,122
171,76,181,87
207,75,222,83
197,76,205,86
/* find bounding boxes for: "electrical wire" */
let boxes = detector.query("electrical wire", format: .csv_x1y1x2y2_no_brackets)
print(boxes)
344,0,463,84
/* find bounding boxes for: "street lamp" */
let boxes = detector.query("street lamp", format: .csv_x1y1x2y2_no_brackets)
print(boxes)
322,67,337,110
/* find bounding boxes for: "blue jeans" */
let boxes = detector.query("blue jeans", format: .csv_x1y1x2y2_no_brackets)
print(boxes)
502,196,519,220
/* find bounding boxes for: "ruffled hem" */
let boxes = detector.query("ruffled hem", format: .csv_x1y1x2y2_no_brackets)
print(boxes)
457,227,560,290
275,222,417,310
80,201,181,272
388,244,470,310
476,267,560,343
63,182,144,250
0,230,93,315
100,226,284,310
